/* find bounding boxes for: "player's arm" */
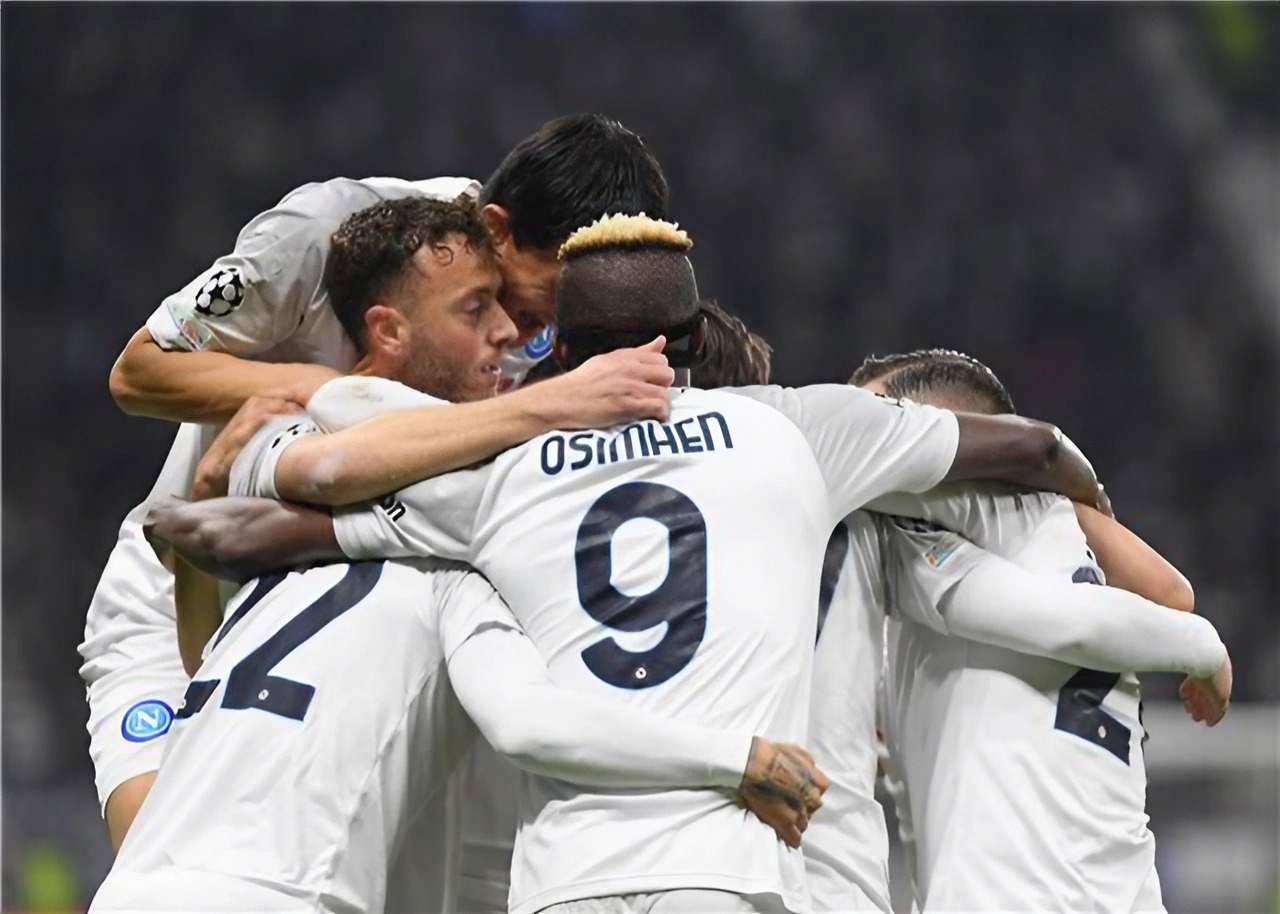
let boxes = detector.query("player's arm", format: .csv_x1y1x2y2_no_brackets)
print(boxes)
1074,504,1194,612
441,575,828,848
139,515,226,675
171,558,223,677
269,341,672,506
946,415,1107,513
111,328,340,424
143,496,344,584
728,385,1105,518
109,184,351,423
887,525,1231,723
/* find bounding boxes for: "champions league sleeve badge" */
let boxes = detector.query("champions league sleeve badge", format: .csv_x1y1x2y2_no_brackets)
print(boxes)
194,267,246,317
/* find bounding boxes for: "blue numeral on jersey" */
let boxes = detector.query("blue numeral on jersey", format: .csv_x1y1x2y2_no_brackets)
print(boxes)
180,563,383,723
1053,565,1131,764
815,523,851,645
574,482,707,690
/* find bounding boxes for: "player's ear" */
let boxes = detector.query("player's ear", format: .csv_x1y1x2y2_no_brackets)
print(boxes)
364,304,409,359
480,204,513,250
553,337,572,370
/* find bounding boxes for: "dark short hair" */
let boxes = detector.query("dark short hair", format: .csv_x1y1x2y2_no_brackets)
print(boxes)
325,197,491,351
480,114,669,251
850,348,1016,415
692,299,773,387
554,217,699,370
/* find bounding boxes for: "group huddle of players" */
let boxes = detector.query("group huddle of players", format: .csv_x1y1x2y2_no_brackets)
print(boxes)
80,114,1232,914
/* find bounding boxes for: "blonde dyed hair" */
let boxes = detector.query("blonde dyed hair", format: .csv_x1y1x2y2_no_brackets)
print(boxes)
558,213,692,260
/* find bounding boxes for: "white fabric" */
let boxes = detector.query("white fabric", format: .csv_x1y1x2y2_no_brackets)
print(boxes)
270,381,962,911
724,385,960,519
80,176,474,801
91,562,496,914
802,512,988,914
887,521,1225,677
541,889,790,914
456,739,521,914
79,422,211,808
305,380,962,914
881,486,1163,913
802,514,893,913
144,176,476,361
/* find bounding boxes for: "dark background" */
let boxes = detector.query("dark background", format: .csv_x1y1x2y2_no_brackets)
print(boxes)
3,4,1277,910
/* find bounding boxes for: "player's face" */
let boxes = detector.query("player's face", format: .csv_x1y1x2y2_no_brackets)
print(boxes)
492,241,560,345
396,237,514,403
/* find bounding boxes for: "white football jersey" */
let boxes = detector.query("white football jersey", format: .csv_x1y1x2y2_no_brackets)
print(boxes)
879,485,1155,913
803,513,892,913
254,377,958,914
803,511,994,914
90,560,508,914
81,176,477,656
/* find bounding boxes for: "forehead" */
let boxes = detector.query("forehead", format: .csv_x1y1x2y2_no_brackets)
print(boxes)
406,236,500,291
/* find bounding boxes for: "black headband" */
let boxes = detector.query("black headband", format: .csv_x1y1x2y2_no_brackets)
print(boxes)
555,311,704,369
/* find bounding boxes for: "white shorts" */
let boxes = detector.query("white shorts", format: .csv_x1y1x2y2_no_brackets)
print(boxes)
540,890,790,914
80,527,187,812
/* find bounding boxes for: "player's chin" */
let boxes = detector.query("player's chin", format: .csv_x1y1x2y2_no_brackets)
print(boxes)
469,364,502,400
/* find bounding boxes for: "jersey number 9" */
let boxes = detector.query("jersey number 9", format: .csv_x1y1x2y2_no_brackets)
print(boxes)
574,482,708,690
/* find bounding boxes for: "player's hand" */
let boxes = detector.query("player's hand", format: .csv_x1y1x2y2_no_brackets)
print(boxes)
193,396,300,501
736,737,830,849
141,496,186,574
1094,484,1114,520
1178,653,1232,726
534,336,674,428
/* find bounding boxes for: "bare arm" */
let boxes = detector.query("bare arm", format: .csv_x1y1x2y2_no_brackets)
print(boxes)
947,415,1109,514
1073,504,1194,612
110,329,341,424
270,341,674,506
274,386,560,505
171,557,224,676
143,496,342,584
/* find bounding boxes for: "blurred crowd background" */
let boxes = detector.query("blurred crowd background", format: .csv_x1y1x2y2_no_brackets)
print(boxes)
3,3,1277,912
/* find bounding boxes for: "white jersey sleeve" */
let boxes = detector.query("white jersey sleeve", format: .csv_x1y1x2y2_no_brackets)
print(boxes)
228,415,323,499
146,176,477,356
439,572,753,790
306,375,452,429
885,520,1226,677
727,385,959,520
331,468,487,564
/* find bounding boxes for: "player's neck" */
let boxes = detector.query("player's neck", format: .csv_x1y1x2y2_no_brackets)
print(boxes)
350,353,396,381
673,367,691,389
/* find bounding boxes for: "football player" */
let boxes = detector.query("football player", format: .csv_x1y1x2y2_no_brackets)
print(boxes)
82,114,675,851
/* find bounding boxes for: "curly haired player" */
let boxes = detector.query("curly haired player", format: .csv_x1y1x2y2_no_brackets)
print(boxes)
81,115,677,854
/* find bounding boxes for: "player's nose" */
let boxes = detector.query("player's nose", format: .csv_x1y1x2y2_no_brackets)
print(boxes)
488,305,520,349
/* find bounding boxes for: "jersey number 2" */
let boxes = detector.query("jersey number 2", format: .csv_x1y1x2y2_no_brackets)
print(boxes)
574,482,707,690
1053,566,1131,764
177,563,384,723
